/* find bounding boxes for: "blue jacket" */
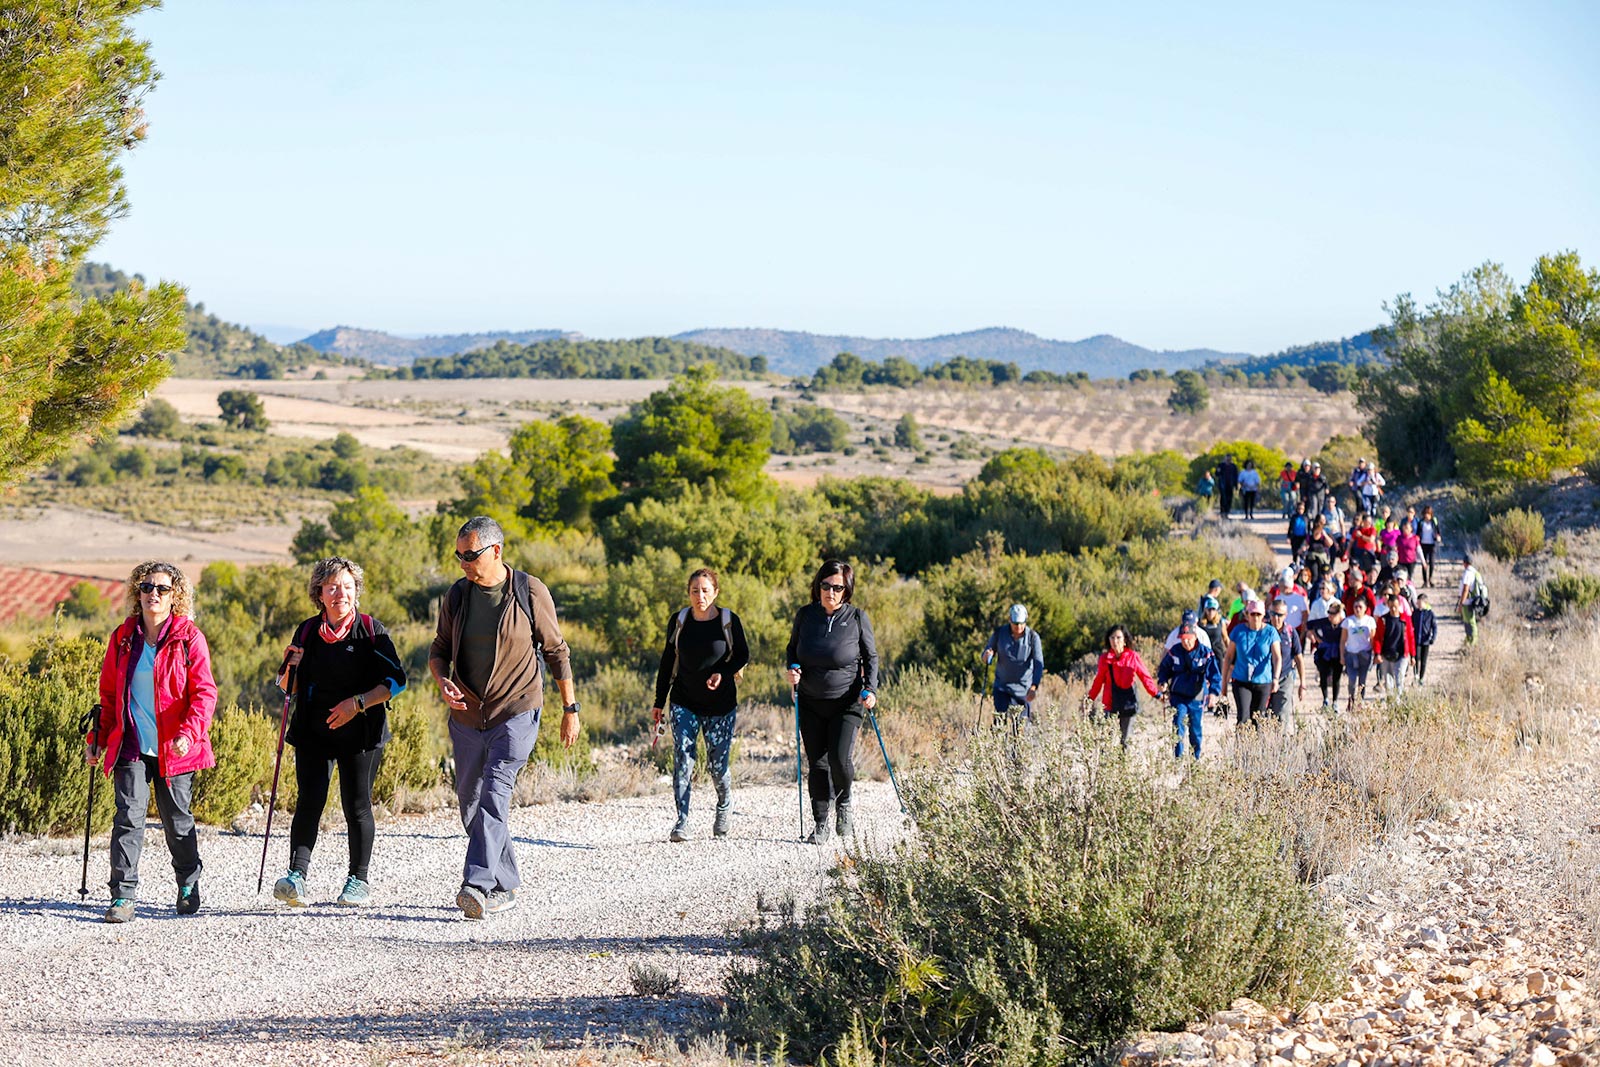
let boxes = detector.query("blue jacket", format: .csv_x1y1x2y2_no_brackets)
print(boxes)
985,625,1044,700
1157,641,1223,702
1414,608,1437,647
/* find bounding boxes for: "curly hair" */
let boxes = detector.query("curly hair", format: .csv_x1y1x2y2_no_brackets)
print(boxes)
308,557,365,613
122,561,194,618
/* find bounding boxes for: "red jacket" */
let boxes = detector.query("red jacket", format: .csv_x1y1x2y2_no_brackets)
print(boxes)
1374,612,1416,658
1087,648,1161,710
89,614,218,779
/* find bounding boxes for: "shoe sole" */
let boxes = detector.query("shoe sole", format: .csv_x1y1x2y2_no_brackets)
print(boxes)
669,831,687,842
335,896,367,907
103,913,134,924
456,888,485,920
273,886,307,908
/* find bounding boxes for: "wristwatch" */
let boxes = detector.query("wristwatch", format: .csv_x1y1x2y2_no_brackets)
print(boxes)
562,701,581,715
354,693,366,715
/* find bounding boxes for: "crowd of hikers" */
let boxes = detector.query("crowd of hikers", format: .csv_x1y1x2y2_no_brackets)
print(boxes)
78,478,1485,920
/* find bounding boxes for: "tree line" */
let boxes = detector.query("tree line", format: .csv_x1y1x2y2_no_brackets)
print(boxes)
388,337,766,380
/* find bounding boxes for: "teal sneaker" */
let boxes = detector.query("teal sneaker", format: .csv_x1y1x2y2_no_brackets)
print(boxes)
273,869,309,907
335,876,370,907
176,882,201,916
103,897,134,923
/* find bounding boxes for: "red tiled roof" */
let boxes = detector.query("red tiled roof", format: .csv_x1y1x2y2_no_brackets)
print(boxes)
0,566,124,625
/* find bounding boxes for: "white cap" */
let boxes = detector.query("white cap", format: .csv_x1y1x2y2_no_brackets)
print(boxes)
1009,603,1028,624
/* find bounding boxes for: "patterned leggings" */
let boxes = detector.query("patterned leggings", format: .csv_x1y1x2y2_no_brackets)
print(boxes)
672,705,735,819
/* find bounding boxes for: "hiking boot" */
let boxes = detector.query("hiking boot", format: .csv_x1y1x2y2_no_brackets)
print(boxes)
713,781,731,838
485,888,517,915
669,817,689,843
103,897,134,924
835,799,854,839
335,876,370,907
806,802,832,844
176,882,201,916
456,884,487,920
273,870,309,908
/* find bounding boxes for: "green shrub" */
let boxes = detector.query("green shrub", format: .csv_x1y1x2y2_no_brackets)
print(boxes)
1481,507,1545,561
372,694,445,803
192,707,279,824
1187,440,1291,491
1536,572,1600,617
0,634,116,835
60,582,113,621
727,725,1345,1064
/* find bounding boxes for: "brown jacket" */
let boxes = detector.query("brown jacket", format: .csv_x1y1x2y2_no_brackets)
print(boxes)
429,569,572,730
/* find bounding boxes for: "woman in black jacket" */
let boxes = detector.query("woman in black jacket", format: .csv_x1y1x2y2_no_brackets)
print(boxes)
272,557,407,907
786,560,879,843
651,568,750,842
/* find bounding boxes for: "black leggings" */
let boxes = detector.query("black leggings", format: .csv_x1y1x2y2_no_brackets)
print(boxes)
290,745,384,880
1232,681,1271,725
1242,490,1258,519
798,695,863,805
1420,543,1436,583
1414,644,1432,684
1315,657,1343,703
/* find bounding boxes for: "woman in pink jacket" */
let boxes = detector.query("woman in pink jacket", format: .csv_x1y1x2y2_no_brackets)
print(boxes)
1086,625,1161,749
85,561,218,924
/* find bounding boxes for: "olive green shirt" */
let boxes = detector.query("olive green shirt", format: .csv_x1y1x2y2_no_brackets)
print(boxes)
457,577,506,701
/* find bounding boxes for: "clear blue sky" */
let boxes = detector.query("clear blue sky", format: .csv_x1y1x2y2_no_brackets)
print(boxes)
97,0,1599,354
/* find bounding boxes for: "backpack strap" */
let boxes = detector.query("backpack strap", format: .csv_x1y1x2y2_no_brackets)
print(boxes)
511,570,542,655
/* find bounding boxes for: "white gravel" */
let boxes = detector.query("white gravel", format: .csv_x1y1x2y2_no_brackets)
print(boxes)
0,781,905,1065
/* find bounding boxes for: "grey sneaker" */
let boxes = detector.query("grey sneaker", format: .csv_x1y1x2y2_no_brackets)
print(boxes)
484,888,517,915
103,897,134,923
713,805,730,838
456,884,487,920
669,818,689,843
273,870,309,907
176,882,201,916
335,876,370,907
835,801,854,839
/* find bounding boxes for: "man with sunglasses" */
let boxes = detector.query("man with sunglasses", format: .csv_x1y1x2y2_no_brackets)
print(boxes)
429,516,578,919
1266,598,1304,732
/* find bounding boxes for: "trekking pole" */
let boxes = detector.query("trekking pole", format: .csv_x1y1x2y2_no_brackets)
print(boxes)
971,657,992,735
76,705,100,902
257,657,295,894
863,698,908,816
789,672,805,840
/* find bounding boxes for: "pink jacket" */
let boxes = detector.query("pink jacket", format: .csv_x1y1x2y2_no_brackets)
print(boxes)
90,615,218,779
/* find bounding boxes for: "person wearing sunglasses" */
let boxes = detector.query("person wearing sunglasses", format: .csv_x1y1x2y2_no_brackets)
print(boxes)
785,560,879,843
270,556,407,908
85,561,217,923
1219,598,1281,727
428,516,579,919
1266,599,1305,732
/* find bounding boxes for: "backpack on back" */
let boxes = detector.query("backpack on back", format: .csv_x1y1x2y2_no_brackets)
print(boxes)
671,606,744,683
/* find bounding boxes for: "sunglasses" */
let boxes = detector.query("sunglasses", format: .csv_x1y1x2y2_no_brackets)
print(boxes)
1272,613,1287,620
819,582,847,593
137,581,174,596
454,543,499,563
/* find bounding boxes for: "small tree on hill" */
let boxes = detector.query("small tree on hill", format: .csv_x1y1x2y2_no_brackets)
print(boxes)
217,390,269,431
894,413,923,451
612,366,773,504
129,398,182,438
1167,370,1210,415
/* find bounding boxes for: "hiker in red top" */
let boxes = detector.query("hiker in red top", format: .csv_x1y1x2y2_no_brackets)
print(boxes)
86,561,217,924
1087,624,1161,749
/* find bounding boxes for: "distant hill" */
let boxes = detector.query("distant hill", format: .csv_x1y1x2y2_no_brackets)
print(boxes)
74,263,352,379
297,326,581,367
398,337,761,380
670,326,1252,379
1205,330,1385,376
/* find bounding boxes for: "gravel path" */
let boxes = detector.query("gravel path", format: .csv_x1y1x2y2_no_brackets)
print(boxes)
0,781,904,1065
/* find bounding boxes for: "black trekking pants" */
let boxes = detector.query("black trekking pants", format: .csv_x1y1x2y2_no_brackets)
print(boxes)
1232,680,1271,726
798,694,863,806
1315,657,1343,704
289,744,384,881
1414,644,1432,684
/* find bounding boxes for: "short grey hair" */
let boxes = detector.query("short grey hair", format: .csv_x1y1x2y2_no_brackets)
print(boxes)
457,516,504,547
308,557,365,611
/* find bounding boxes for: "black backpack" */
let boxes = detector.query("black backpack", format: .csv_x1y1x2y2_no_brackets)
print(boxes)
1468,575,1490,618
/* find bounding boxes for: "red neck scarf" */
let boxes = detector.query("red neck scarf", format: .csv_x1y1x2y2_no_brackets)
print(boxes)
319,612,355,644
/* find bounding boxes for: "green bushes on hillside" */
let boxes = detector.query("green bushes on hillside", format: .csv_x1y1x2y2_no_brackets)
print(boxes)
1481,508,1545,562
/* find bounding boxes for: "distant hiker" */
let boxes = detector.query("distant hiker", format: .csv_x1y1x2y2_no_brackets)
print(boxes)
1413,594,1438,685
271,557,407,908
652,568,750,842
1395,519,1421,583
1196,597,1230,715
1197,468,1215,511
1268,567,1309,634
86,562,217,923
1350,512,1379,573
429,516,579,920
982,603,1044,725
1305,461,1331,521
1362,464,1386,515
1267,599,1304,731
1348,459,1369,511
1304,517,1336,587
1308,600,1346,709
1220,598,1281,727
1374,591,1414,699
1157,619,1222,760
1164,609,1213,652
1087,625,1161,748
1216,454,1239,518
1341,567,1377,619
1278,461,1299,519
1287,501,1310,564
1198,579,1225,617
1458,554,1486,645
787,560,879,844
1339,596,1377,711
1416,506,1441,587
1238,459,1262,520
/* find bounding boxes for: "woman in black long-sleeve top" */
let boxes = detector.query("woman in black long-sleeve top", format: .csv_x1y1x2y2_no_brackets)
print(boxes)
786,559,878,843
651,568,750,842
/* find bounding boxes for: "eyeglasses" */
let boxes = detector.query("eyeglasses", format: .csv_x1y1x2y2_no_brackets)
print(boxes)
137,582,174,596
454,543,500,563
819,582,847,594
